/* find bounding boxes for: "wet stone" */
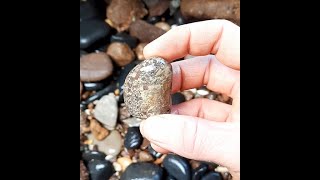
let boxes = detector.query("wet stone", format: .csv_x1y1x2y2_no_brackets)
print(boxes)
148,144,162,159
110,32,138,48
171,92,186,105
80,19,110,49
88,159,115,180
82,150,107,164
201,171,222,180
163,154,191,180
124,127,143,149
80,1,99,22
192,163,208,180
84,82,104,91
121,162,163,180
124,57,172,119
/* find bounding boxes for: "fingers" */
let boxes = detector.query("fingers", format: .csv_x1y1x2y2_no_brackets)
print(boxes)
171,98,232,122
140,114,240,172
171,55,239,98
144,20,240,70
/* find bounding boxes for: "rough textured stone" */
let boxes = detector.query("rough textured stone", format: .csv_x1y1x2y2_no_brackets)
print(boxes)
129,20,166,43
94,93,118,130
107,0,148,32
123,57,172,119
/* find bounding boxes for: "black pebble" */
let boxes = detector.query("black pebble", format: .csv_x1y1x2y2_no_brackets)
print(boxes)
192,163,208,180
174,10,186,25
80,19,110,49
88,159,114,180
124,127,143,149
148,145,162,159
84,82,104,91
82,150,106,164
201,172,222,180
80,1,99,22
110,32,138,48
84,83,116,104
163,154,191,180
171,92,186,105
80,102,87,111
147,16,161,24
121,162,163,180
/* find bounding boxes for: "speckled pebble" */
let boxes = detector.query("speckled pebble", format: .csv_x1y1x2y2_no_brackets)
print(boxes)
123,57,172,119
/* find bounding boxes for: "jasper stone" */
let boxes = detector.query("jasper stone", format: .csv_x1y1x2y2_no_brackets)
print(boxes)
80,52,113,82
123,57,172,119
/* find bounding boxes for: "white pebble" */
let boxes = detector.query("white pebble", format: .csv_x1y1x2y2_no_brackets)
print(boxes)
197,89,209,96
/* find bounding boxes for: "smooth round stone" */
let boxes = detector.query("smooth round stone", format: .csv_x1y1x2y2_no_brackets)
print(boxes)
138,151,154,162
84,82,104,91
88,159,115,180
107,42,135,67
135,43,147,60
148,144,162,159
201,172,222,180
94,93,118,130
80,52,113,82
192,163,208,180
124,57,172,119
94,130,122,157
110,32,138,48
121,162,163,180
124,127,143,149
80,1,99,22
80,19,110,49
171,92,186,105
163,154,191,180
82,151,106,164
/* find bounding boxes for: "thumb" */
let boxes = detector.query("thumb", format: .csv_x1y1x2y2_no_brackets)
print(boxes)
140,114,240,173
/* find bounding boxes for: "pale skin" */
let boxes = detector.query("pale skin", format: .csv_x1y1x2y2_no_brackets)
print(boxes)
139,20,240,179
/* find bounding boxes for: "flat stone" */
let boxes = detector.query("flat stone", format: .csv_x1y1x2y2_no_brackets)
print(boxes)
124,57,172,119
80,52,113,82
94,93,118,130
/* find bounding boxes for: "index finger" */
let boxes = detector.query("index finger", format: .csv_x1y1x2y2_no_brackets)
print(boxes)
143,20,240,70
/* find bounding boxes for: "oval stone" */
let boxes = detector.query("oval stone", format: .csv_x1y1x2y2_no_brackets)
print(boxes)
163,154,191,180
121,162,163,180
124,127,143,149
80,52,113,82
123,57,172,119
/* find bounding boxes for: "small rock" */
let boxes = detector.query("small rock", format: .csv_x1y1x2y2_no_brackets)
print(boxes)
192,163,208,180
140,138,150,150
174,10,186,25
134,43,147,61
163,154,191,180
146,16,161,24
171,92,186,105
94,93,118,130
154,154,166,165
88,159,115,180
138,151,154,162
80,110,90,134
107,42,135,67
144,0,170,17
148,144,162,159
129,20,166,43
119,105,131,120
82,151,107,164
107,0,148,32
84,82,105,91
121,162,163,180
80,1,99,22
124,127,143,149
117,157,133,171
90,119,109,141
155,22,171,31
80,19,110,49
121,117,141,127
110,32,138,48
190,160,201,169
94,130,122,157
80,52,113,82
124,57,172,119
80,160,89,180
181,90,194,101
201,172,222,180
113,162,122,172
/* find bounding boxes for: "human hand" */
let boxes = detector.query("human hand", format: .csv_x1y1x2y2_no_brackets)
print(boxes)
139,20,240,179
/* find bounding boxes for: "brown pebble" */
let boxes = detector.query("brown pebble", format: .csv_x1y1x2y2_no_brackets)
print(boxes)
129,20,166,43
90,119,109,141
80,160,89,180
134,43,147,61
155,22,171,31
140,138,150,150
107,0,148,32
145,0,170,17
117,157,132,171
138,151,154,162
190,159,201,169
80,52,113,82
154,154,166,165
81,91,91,100
80,111,90,134
87,103,94,110
125,148,135,158
107,42,135,67
123,57,172,119
181,0,240,25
